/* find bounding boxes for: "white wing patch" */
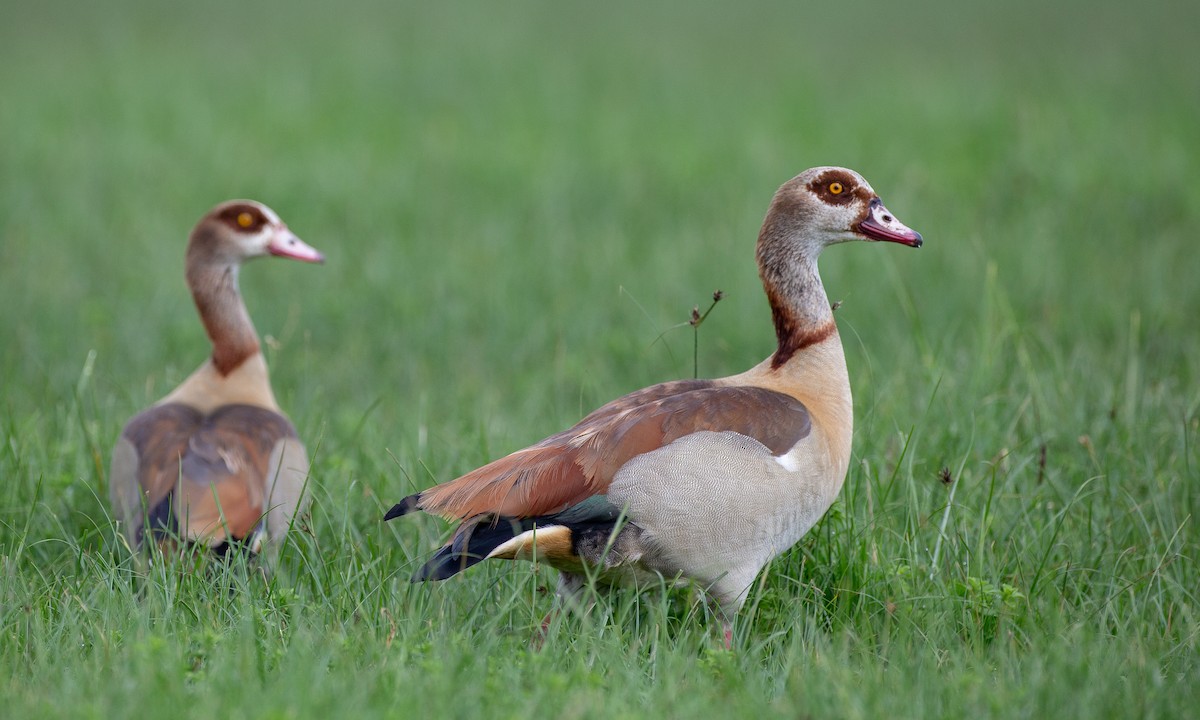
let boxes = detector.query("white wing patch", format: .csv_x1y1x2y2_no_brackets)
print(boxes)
773,442,804,472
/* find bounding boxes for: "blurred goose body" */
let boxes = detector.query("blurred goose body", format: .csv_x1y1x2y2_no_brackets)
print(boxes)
387,167,922,643
110,200,323,561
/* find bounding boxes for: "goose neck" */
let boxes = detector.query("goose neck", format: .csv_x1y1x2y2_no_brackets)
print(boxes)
186,255,259,376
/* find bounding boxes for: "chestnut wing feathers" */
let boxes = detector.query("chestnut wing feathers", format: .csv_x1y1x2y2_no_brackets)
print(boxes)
414,382,811,520
114,403,299,545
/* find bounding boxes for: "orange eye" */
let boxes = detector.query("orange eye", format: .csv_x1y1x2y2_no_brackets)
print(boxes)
829,182,844,195
236,212,254,228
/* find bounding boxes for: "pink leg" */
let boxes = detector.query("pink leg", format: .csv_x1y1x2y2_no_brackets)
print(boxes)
531,574,592,650
723,621,733,650
530,609,557,650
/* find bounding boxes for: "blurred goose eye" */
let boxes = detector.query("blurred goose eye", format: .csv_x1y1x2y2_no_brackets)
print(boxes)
829,182,844,195
236,212,255,229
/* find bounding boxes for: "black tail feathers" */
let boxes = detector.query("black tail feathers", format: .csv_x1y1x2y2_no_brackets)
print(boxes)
137,492,264,558
384,493,422,521
394,495,626,583
140,493,178,546
412,515,536,582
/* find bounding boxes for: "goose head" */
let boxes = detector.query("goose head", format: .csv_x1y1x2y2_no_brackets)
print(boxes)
758,166,922,264
756,167,922,367
188,200,325,267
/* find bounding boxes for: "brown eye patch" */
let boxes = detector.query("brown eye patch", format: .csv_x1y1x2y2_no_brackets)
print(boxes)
217,204,268,233
807,170,870,206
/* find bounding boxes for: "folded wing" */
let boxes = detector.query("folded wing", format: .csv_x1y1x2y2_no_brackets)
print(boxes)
110,403,302,548
410,381,811,520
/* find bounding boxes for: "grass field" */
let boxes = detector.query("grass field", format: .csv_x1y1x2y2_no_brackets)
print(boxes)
2,0,1198,716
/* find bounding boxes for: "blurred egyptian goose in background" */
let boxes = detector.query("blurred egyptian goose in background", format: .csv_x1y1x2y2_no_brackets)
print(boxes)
386,167,922,645
110,200,323,563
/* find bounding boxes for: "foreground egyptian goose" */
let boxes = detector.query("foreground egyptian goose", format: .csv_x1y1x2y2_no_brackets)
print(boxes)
110,200,323,561
386,167,922,643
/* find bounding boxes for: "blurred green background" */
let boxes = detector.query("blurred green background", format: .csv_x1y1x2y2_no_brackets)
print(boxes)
1,0,1197,717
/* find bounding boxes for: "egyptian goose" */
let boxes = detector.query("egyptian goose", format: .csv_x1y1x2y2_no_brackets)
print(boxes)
110,200,323,561
386,167,921,643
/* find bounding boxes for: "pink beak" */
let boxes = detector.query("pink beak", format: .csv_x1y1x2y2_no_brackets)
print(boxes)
268,230,325,263
856,198,923,248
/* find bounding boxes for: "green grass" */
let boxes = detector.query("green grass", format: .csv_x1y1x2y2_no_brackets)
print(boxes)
2,0,1198,716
